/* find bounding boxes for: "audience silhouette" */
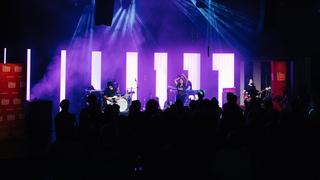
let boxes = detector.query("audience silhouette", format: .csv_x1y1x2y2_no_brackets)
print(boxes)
31,92,320,179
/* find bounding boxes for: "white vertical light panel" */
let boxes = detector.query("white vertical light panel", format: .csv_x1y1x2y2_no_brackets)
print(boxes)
126,52,138,100
4,48,7,64
183,53,201,90
60,50,67,102
212,53,235,107
253,62,261,91
154,53,168,109
91,51,102,90
26,49,31,101
240,61,245,105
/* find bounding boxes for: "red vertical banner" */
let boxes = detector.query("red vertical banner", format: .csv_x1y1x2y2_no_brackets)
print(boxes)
0,63,26,141
271,61,287,110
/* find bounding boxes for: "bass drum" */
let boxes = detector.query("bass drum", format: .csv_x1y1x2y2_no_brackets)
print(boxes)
116,97,128,112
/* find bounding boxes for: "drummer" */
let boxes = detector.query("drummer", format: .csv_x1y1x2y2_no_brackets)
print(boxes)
104,81,120,103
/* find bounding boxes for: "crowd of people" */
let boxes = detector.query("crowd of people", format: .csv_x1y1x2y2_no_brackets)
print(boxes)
48,92,320,180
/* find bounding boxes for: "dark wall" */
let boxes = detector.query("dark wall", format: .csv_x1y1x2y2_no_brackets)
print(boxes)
260,0,320,58
0,0,86,86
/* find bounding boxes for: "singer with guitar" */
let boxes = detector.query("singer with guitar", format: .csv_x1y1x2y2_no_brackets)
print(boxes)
243,78,271,104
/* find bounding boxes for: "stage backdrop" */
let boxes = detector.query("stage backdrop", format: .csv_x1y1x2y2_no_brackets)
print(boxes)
0,63,26,141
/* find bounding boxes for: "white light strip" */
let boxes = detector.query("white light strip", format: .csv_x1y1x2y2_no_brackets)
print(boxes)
126,52,138,100
60,50,67,102
212,53,235,107
26,49,31,101
4,48,7,64
240,61,245,105
253,62,261,91
91,51,102,90
183,53,201,90
154,53,168,109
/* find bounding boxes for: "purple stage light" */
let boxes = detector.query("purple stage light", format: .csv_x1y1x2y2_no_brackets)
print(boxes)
212,53,235,107
26,49,31,101
91,51,102,90
183,53,201,90
126,52,138,100
154,53,168,109
60,50,67,102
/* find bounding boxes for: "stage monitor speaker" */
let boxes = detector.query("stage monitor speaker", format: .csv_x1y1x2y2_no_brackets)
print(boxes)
95,0,115,26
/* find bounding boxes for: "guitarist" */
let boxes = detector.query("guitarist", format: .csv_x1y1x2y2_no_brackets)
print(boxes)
243,78,258,104
246,79,258,97
243,78,271,104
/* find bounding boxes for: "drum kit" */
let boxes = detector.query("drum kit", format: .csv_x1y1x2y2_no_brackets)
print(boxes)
85,89,135,113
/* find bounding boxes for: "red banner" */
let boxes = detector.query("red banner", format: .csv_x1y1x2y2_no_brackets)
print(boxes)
0,63,26,141
271,61,287,110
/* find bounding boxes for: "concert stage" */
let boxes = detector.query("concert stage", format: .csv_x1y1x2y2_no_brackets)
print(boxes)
1,0,318,135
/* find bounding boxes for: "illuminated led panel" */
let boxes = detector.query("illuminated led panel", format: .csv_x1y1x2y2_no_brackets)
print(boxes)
212,53,235,107
26,49,31,101
60,50,67,102
4,48,7,64
183,53,201,90
154,53,168,109
126,52,138,100
91,51,102,90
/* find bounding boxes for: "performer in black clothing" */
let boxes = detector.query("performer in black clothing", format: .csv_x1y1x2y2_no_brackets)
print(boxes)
243,78,259,105
175,75,187,104
245,79,258,97
104,81,119,103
